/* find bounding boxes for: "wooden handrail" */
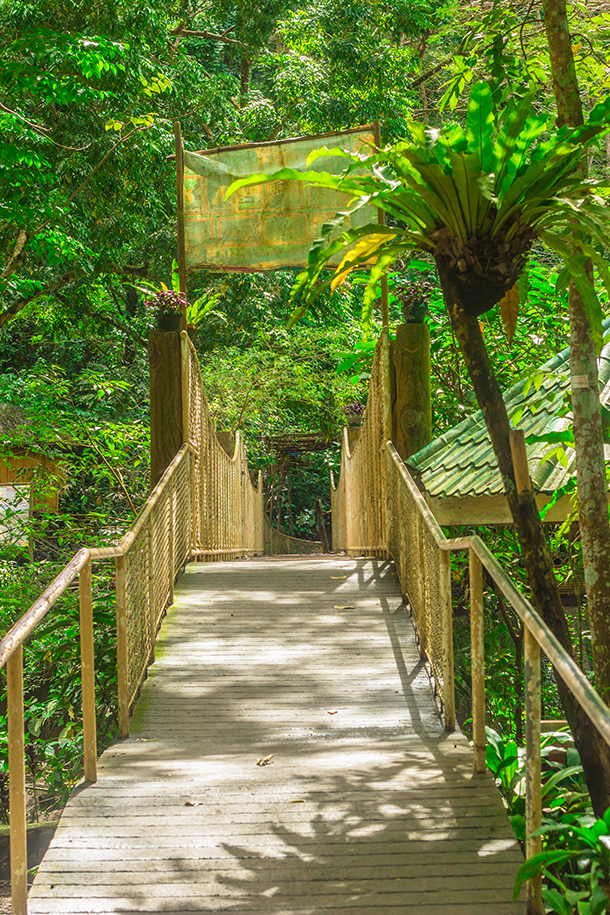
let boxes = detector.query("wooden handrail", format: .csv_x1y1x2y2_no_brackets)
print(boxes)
385,441,610,914
2,331,266,915
0,442,192,915
0,549,91,669
89,445,189,560
469,533,610,746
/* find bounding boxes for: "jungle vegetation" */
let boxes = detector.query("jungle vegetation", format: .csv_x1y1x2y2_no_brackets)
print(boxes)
2,0,610,908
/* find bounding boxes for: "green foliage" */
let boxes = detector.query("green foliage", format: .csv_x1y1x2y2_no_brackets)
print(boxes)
0,565,118,815
513,806,610,912
228,81,610,346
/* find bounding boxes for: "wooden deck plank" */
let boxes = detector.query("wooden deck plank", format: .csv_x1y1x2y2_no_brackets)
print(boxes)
30,558,525,913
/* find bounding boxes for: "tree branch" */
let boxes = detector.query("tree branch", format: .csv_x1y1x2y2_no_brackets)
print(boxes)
168,24,242,45
2,228,28,279
0,101,97,151
32,124,155,237
0,274,74,329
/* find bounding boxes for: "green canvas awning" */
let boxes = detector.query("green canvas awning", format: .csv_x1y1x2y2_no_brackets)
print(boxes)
183,127,377,272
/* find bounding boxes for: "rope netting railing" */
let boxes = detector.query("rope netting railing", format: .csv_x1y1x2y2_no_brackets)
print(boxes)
387,443,453,721
331,330,610,912
263,518,324,555
0,444,192,915
0,334,266,915
331,328,392,558
182,333,264,560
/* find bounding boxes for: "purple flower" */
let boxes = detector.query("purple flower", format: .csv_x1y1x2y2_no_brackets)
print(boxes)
145,289,186,313
344,401,365,417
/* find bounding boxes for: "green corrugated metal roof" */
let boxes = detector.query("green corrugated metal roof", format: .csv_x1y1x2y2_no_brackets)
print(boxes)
409,324,610,499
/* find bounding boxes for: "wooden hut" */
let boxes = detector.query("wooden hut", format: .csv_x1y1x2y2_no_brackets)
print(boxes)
0,404,65,543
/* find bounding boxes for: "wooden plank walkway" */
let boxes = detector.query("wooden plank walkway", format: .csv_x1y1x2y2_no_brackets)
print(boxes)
30,557,525,914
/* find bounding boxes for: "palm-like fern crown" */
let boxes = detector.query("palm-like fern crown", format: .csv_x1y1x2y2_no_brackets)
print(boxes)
228,82,610,344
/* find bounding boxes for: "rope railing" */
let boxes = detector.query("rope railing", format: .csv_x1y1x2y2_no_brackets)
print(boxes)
263,518,324,555
0,337,264,915
181,332,264,560
331,328,391,558
0,446,191,915
386,442,610,913
331,331,610,914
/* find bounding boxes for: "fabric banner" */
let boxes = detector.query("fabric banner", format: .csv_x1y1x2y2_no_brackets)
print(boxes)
183,126,376,272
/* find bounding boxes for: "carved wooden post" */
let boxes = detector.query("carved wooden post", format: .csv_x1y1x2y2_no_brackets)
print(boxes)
390,323,432,460
149,330,183,490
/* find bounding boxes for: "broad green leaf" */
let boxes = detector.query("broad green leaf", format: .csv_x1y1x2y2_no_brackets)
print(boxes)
331,233,397,292
226,168,344,200
493,93,537,188
540,479,577,519
541,764,584,799
362,250,400,338
542,888,573,915
466,81,495,173
513,851,575,900
526,431,575,446
500,112,548,196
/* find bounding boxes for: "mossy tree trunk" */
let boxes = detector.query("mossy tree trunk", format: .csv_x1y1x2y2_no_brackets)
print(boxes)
437,260,610,815
541,0,610,706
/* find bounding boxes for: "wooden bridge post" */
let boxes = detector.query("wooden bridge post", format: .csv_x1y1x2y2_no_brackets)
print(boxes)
390,323,432,461
525,625,543,914
470,547,486,773
440,547,455,730
149,329,184,491
115,554,130,738
79,557,97,784
7,647,27,915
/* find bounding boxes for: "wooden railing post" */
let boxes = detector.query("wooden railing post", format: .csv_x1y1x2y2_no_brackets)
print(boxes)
440,547,455,730
7,647,27,915
525,624,543,914
470,547,486,773
415,512,427,658
115,555,129,738
148,522,156,664
169,473,176,594
79,558,97,784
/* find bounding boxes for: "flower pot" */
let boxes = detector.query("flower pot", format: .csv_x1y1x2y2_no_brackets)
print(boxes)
156,312,182,331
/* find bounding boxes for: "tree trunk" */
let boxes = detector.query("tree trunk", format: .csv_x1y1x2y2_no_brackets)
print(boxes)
541,0,610,705
437,261,610,814
315,499,330,553
240,55,250,108
569,296,610,701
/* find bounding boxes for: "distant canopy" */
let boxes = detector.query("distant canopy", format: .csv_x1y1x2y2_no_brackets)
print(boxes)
183,126,377,273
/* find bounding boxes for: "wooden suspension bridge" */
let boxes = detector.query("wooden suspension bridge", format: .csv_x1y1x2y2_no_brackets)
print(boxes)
3,331,610,915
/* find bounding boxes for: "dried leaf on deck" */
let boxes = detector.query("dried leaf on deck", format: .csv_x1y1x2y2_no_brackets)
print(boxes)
330,576,347,580
185,800,203,806
334,605,355,610
256,754,274,766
